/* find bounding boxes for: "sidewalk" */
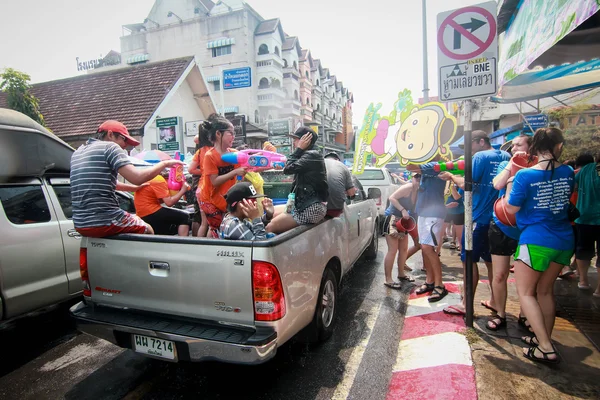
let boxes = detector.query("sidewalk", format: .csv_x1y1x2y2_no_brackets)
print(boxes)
387,244,600,400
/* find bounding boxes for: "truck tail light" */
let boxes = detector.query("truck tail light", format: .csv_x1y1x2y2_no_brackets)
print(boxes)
252,261,286,321
80,248,91,297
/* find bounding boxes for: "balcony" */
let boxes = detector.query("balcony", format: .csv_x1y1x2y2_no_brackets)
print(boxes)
257,87,285,109
281,98,302,117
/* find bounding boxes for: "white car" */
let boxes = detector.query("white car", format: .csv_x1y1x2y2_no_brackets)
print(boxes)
354,167,400,232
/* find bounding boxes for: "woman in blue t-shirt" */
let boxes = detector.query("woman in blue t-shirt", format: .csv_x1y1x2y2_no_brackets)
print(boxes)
505,127,574,364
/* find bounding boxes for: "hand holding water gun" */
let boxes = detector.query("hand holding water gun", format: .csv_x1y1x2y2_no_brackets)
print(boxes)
221,149,287,171
167,151,185,195
433,156,465,175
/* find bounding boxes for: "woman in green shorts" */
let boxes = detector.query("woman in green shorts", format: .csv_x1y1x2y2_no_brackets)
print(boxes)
505,127,575,364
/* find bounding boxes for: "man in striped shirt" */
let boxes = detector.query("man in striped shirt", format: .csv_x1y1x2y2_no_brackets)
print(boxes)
70,120,183,237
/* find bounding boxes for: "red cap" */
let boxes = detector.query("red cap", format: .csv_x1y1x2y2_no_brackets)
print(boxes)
97,120,140,147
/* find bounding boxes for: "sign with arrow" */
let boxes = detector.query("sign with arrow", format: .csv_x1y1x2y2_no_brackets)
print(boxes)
437,1,498,101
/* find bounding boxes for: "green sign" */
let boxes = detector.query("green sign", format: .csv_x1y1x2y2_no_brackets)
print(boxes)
156,117,178,128
158,142,180,151
267,119,291,136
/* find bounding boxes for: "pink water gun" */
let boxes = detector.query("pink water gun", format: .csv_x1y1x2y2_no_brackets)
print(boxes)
168,151,184,195
221,149,287,170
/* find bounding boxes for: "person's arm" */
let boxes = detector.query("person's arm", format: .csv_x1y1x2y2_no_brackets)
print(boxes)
188,158,202,176
118,160,183,186
450,184,461,200
505,175,524,214
116,182,146,192
438,171,465,188
343,169,356,197
493,161,512,190
388,184,412,218
210,168,245,187
160,182,191,207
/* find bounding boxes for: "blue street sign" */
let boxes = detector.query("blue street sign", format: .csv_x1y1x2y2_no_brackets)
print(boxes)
523,114,548,132
223,67,252,90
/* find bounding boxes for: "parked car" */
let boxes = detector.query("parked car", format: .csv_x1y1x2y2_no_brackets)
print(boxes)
354,167,400,232
0,108,136,324
70,173,381,365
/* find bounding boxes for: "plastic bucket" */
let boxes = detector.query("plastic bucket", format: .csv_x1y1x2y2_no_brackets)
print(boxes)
395,216,416,232
510,154,538,176
494,197,516,227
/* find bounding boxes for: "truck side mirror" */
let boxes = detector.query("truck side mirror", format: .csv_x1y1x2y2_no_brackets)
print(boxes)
367,188,381,200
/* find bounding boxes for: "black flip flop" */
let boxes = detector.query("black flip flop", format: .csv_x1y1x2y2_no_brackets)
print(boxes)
397,275,415,282
384,282,403,290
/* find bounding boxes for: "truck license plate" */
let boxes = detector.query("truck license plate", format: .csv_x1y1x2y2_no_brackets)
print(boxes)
133,334,176,360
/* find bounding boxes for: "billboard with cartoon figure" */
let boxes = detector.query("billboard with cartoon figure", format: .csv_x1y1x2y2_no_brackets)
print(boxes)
353,89,458,174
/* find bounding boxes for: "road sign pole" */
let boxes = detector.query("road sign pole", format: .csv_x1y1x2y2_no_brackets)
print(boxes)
463,99,474,329
422,0,430,102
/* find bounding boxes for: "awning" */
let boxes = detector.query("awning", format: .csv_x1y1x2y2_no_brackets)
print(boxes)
206,75,221,82
218,106,239,114
492,59,600,103
489,122,524,139
207,38,235,49
127,54,150,64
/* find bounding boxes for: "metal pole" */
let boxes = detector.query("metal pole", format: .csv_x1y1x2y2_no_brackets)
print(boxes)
422,0,430,102
321,89,325,154
463,99,474,328
220,67,225,116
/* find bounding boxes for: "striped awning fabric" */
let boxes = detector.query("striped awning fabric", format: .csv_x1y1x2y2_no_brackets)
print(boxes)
207,37,235,49
218,106,240,114
126,54,150,64
206,75,221,82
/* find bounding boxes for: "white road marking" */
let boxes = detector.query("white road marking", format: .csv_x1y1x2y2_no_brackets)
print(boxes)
39,341,116,372
392,332,473,372
405,292,463,317
331,300,383,400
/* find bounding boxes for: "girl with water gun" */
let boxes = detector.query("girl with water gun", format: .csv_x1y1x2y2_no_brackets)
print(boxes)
189,128,213,237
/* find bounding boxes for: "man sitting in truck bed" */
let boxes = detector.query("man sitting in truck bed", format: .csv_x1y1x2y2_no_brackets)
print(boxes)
70,120,183,237
220,182,275,240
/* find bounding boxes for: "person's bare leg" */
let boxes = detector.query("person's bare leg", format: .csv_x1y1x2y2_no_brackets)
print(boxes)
455,225,463,250
485,261,495,308
384,236,400,283
178,224,190,237
198,210,209,237
423,244,443,287
577,258,591,287
514,261,557,360
397,235,409,279
488,255,510,328
536,262,563,336
266,213,298,234
192,222,200,236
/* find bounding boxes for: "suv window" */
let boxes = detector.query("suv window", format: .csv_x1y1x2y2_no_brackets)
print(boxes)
52,185,73,219
357,170,385,181
0,185,51,224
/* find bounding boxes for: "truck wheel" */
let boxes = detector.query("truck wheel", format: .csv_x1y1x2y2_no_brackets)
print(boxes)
300,267,338,343
364,221,379,260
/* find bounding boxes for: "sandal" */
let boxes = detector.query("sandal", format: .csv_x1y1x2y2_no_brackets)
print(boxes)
521,336,539,346
481,300,497,313
384,281,403,290
443,305,465,315
486,315,507,331
428,286,448,303
518,315,534,333
397,275,415,282
415,282,434,295
448,242,457,250
523,346,560,364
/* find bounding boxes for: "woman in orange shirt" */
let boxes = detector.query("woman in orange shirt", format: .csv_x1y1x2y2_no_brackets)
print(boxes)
198,115,246,236
189,127,213,237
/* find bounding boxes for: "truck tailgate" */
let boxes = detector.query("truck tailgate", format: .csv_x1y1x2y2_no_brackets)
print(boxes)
84,236,255,326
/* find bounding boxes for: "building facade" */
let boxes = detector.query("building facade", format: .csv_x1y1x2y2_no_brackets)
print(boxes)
117,0,354,155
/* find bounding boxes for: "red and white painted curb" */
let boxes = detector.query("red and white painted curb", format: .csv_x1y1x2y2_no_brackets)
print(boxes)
387,282,478,400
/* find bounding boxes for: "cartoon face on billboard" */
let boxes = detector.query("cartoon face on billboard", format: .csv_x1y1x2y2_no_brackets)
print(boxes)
353,90,458,174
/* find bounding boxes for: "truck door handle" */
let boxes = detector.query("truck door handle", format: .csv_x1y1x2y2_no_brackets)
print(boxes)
67,229,82,239
149,262,170,271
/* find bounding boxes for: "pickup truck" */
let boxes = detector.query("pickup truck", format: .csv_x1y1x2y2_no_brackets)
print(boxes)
354,167,400,232
0,108,137,324
70,177,381,365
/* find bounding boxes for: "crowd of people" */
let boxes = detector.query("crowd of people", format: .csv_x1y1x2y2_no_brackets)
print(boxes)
381,127,599,365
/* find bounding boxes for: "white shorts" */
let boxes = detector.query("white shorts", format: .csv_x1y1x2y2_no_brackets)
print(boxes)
418,216,444,247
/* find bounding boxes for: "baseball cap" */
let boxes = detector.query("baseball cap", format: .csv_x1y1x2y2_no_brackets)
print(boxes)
97,120,140,147
289,126,319,147
224,182,265,211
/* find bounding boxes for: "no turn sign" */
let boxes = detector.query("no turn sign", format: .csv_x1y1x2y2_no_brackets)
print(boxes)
437,1,498,101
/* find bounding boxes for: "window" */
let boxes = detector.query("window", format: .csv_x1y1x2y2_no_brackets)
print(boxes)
294,90,299,100
293,61,298,70
212,45,232,58
259,78,270,89
306,97,310,106
271,79,281,88
255,110,260,124
213,81,221,91
316,104,320,111
258,44,269,55
316,79,320,86
274,46,280,56
283,59,288,68
305,71,309,79
0,185,51,224
117,192,136,213
357,170,385,181
333,113,336,121
283,88,288,98
52,186,73,219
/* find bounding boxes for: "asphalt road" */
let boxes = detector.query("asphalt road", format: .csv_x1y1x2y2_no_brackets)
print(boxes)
0,238,414,400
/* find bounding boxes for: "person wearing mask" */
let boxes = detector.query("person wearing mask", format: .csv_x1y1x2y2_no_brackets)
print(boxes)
133,170,191,236
220,182,275,240
574,152,600,296
382,175,419,289
70,120,183,237
484,133,532,330
323,152,356,217
198,115,246,237
267,127,328,234
505,127,574,364
439,130,510,315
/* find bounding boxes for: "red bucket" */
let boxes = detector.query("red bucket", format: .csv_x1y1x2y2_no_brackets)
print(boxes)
494,197,516,227
395,216,416,232
510,154,538,176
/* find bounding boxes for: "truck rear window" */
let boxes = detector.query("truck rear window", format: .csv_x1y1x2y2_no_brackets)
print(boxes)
357,170,385,181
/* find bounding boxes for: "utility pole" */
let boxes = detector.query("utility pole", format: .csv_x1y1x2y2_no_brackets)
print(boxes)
463,99,474,328
422,0,430,102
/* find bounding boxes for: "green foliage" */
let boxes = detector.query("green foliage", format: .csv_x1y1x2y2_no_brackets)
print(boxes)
560,125,600,162
0,68,45,126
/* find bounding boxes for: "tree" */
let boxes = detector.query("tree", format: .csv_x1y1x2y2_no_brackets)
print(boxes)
0,68,45,126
